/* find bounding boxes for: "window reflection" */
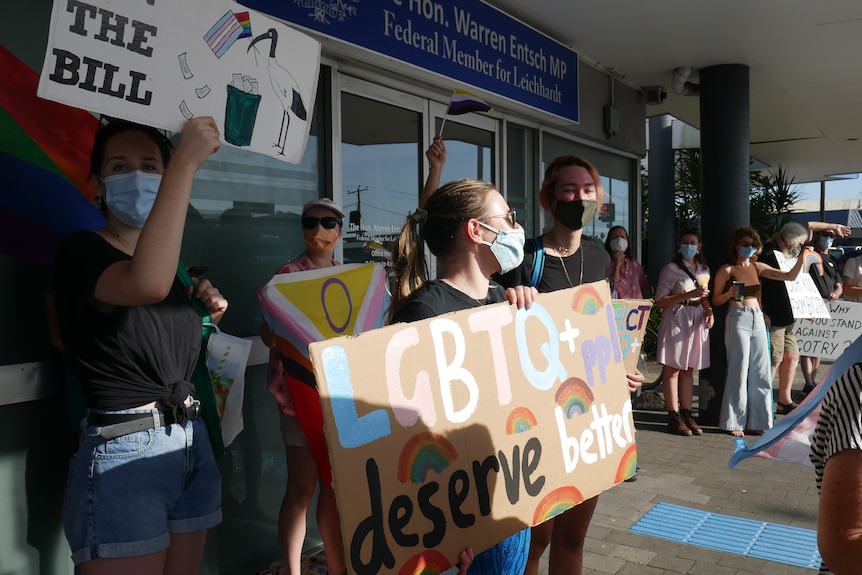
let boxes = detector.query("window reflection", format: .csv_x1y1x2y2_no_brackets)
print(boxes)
181,93,324,337
341,93,422,266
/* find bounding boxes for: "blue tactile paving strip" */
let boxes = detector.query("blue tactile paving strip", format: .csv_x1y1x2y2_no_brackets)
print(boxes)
629,502,821,569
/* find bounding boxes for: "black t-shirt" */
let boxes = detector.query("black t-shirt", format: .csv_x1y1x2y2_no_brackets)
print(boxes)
758,240,795,327
53,231,201,410
392,280,507,323
496,236,611,293
809,251,842,299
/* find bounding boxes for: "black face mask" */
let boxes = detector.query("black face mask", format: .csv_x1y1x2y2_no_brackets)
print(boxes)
554,199,597,231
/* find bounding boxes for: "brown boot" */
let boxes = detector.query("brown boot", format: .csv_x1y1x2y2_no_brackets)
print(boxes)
668,411,693,436
680,409,703,435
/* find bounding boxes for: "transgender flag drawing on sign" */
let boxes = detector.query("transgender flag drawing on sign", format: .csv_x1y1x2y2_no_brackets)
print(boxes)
204,10,251,59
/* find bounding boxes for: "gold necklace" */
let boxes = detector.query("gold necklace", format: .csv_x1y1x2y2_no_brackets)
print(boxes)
558,241,585,288
444,277,486,305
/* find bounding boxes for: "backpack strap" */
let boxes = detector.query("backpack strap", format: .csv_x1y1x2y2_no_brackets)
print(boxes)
530,237,545,288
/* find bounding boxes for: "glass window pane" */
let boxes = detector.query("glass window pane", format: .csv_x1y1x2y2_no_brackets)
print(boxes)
341,93,422,266
506,124,536,237
181,72,326,337
433,119,494,184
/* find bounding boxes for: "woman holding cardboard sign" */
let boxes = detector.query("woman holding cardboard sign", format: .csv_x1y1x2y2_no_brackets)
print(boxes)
494,155,644,575
389,176,537,574
712,226,811,437
421,145,642,575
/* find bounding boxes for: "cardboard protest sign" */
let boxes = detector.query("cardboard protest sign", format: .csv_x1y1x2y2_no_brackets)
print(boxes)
773,250,830,319
795,299,862,359
611,299,653,373
309,281,636,575
37,0,320,164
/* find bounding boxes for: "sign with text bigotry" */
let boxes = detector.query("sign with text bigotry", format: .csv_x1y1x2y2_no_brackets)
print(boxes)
241,0,579,123
309,281,636,574
38,0,321,164
795,299,862,360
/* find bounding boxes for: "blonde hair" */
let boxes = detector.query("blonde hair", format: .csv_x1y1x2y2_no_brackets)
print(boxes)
388,179,495,322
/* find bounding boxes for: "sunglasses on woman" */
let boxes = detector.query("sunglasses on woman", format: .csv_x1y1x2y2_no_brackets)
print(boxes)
485,209,518,228
302,216,342,230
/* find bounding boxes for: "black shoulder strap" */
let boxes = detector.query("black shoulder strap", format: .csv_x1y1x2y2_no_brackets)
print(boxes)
530,237,545,287
677,261,698,283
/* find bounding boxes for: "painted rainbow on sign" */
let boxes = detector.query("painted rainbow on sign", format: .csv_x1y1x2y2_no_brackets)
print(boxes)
804,250,824,276
506,406,538,434
570,284,604,315
398,431,459,484
533,486,584,524
614,444,638,483
555,378,594,418
397,550,452,575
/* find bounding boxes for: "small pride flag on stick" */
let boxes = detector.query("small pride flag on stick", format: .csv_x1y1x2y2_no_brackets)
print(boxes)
439,88,493,137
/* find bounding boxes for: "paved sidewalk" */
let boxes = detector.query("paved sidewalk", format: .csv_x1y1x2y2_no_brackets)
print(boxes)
537,370,822,575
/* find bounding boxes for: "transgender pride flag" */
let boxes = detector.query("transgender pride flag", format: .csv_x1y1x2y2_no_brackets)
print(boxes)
729,333,862,469
204,11,250,59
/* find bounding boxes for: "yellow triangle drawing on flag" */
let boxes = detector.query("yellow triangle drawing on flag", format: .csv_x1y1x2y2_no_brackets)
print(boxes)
274,264,378,339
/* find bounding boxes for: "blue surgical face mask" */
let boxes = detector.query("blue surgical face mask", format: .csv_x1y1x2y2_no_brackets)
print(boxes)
478,221,526,274
739,246,757,259
679,244,698,260
101,170,162,228
819,236,834,250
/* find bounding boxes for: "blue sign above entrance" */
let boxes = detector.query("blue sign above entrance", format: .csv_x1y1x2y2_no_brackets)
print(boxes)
241,0,579,123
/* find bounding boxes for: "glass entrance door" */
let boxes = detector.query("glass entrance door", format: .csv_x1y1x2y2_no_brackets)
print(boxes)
338,79,499,268
429,100,497,189
339,80,423,266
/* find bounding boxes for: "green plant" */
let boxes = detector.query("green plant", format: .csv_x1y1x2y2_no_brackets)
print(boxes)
749,164,801,239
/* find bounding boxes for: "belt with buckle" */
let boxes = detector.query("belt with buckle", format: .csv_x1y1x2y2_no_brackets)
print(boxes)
89,400,201,440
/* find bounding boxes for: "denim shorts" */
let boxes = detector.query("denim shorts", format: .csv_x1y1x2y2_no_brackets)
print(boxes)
63,409,222,564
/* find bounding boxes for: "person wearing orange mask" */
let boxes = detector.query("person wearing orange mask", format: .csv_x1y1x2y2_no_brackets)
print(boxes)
260,199,345,575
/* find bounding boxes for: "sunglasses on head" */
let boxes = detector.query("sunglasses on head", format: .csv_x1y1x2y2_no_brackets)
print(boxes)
485,209,517,228
302,216,342,230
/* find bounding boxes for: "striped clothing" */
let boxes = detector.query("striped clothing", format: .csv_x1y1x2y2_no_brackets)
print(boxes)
809,362,862,574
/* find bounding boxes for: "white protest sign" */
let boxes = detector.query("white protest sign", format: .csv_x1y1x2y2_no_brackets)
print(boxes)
37,0,320,164
795,299,862,359
773,250,830,319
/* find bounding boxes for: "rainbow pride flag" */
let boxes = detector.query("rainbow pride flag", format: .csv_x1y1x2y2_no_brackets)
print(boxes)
0,44,103,270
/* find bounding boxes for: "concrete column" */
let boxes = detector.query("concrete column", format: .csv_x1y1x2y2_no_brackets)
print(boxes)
647,114,676,290
697,64,750,425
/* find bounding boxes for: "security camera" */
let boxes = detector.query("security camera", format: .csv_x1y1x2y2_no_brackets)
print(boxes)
644,86,668,105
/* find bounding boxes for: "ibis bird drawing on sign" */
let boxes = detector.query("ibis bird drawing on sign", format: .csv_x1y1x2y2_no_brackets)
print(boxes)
248,28,309,156
37,0,321,165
